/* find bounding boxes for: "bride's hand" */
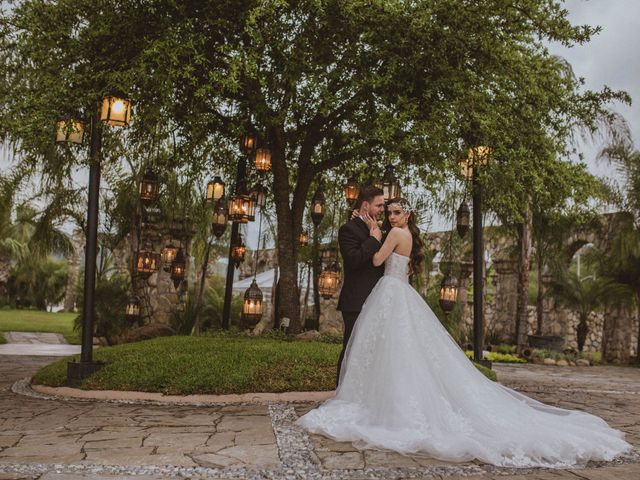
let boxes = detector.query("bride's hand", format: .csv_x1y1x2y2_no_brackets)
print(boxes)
363,213,382,240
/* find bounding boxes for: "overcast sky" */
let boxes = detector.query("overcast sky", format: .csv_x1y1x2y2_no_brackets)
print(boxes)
1,0,638,249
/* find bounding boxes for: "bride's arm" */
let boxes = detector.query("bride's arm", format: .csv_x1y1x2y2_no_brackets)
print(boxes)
372,228,400,267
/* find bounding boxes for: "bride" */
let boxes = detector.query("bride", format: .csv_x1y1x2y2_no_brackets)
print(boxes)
297,197,631,468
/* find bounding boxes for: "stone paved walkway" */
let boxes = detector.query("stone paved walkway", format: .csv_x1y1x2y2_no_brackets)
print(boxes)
0,356,638,479
0,332,81,357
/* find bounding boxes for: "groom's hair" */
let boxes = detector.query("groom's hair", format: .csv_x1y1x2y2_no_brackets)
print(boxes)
356,186,384,209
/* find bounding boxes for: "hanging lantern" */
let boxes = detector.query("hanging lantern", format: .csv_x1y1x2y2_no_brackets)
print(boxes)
439,274,459,313
170,248,187,288
241,131,258,155
310,187,326,227
212,199,228,238
139,168,160,205
321,246,337,265
161,243,178,271
255,147,272,173
298,230,309,247
228,181,256,223
250,184,268,209
459,157,473,180
344,177,360,207
318,262,341,299
206,175,225,202
468,145,492,166
242,278,264,326
124,294,141,322
377,165,401,202
55,119,85,144
456,200,470,238
231,233,246,267
136,242,160,278
100,95,132,127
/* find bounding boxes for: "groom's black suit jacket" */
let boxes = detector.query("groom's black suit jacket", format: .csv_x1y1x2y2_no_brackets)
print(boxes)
337,217,385,313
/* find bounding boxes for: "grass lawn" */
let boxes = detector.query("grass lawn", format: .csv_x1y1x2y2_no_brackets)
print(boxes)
33,334,497,394
0,331,5,344
0,309,80,344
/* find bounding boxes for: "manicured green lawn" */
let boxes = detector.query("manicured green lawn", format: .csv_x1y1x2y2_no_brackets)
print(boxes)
33,334,497,394
0,331,5,344
0,309,79,344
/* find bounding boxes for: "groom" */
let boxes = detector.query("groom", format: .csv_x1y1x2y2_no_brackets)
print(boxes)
336,186,386,385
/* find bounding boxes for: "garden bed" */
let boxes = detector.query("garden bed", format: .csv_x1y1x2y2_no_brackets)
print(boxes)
33,333,497,394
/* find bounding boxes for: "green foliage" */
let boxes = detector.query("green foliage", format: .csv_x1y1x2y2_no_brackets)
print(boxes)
6,257,68,310
74,273,130,344
530,348,602,365
0,331,5,344
422,273,465,343
495,344,517,355
0,309,79,344
465,351,526,364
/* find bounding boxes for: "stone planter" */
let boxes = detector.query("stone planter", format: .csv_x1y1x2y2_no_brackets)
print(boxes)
527,334,564,352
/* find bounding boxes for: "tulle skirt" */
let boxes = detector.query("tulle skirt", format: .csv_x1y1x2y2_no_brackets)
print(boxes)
297,275,632,468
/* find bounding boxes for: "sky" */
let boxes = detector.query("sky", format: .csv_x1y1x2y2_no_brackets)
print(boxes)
1,0,638,251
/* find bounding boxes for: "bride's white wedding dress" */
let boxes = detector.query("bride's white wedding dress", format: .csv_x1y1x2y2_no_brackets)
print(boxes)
297,252,632,468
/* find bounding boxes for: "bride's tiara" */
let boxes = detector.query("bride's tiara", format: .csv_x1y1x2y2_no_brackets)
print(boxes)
388,200,413,214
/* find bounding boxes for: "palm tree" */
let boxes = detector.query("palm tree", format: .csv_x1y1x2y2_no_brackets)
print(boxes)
550,271,630,352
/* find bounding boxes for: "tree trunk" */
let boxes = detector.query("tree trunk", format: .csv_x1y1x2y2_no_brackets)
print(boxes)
193,238,212,335
577,314,589,352
636,290,640,364
515,208,532,349
312,226,321,326
535,257,544,335
301,262,311,329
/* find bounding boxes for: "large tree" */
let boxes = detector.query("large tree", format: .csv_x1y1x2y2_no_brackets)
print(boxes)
0,0,627,331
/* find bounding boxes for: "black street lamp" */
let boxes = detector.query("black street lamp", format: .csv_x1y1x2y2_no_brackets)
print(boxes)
66,94,132,386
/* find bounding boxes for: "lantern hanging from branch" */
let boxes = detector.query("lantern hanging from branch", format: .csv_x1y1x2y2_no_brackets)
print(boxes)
456,200,470,238
170,248,186,288
139,168,160,205
377,165,401,202
250,184,268,209
310,187,326,226
100,95,132,127
124,294,141,322
206,176,225,202
241,131,258,155
228,181,256,223
255,147,272,173
242,278,263,326
161,243,178,271
344,177,360,207
55,119,85,144
212,199,228,238
231,233,246,267
298,230,309,247
318,262,341,299
439,274,459,313
136,242,160,279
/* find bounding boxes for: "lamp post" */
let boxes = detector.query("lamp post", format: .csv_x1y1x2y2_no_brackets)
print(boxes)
467,145,491,366
66,94,132,386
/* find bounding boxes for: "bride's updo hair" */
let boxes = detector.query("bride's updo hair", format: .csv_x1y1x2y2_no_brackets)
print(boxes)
388,197,425,278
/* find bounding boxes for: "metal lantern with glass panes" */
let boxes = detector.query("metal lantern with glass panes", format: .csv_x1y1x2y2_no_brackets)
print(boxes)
250,184,268,209
344,177,360,207
456,200,470,238
139,168,160,205
136,242,160,278
310,187,326,226
468,145,492,167
439,274,459,313
459,157,473,180
320,246,338,266
124,295,141,322
228,181,256,223
55,119,85,144
170,248,186,288
161,243,178,272
377,165,401,202
206,176,225,202
100,95,132,127
212,199,228,238
231,234,246,267
241,131,258,155
298,230,309,247
255,147,272,173
242,279,263,326
318,262,341,299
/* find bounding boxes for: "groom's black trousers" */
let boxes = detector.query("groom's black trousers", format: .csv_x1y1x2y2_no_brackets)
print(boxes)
336,311,359,387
